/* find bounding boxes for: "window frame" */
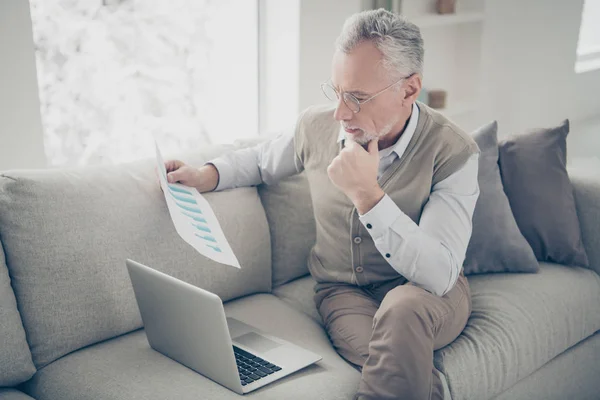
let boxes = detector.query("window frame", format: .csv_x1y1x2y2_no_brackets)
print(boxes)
575,0,600,73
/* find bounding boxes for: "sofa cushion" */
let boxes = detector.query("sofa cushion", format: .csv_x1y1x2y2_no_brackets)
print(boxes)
464,121,539,275
494,332,600,400
272,274,321,324
0,389,36,400
0,243,36,386
258,173,315,288
570,167,600,277
434,263,600,400
0,148,271,368
229,136,316,288
22,294,360,400
498,120,589,267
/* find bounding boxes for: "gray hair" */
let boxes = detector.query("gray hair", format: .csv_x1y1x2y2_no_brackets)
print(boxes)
335,9,424,79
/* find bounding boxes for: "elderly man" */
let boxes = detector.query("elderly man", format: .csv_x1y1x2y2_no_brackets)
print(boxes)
165,8,480,400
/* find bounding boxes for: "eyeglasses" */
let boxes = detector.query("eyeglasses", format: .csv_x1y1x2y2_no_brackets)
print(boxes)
321,75,410,114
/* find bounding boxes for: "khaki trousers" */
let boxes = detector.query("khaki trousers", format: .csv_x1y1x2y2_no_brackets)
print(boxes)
314,273,471,400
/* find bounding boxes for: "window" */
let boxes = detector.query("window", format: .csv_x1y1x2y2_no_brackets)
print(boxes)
575,0,600,73
29,0,258,166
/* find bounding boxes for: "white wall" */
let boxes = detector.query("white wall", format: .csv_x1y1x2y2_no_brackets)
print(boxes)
296,0,600,150
481,0,600,138
298,0,363,111
0,0,46,170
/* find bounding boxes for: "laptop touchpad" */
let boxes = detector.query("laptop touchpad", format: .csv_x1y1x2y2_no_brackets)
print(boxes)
234,332,281,353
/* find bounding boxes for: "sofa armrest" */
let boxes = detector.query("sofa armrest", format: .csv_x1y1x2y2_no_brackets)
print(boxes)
570,166,600,276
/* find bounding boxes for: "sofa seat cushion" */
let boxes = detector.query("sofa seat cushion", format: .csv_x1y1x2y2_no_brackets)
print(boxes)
272,274,321,324
0,389,36,400
494,332,600,400
22,294,359,400
434,263,600,400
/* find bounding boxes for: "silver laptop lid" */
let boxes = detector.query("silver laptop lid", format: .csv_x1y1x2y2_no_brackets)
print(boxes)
125,259,242,393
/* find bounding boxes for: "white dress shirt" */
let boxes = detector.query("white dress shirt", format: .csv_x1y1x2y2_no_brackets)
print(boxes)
209,103,480,296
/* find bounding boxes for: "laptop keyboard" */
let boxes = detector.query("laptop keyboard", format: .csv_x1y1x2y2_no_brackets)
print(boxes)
233,345,282,386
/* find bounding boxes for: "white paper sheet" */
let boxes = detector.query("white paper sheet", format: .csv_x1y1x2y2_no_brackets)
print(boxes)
155,142,241,268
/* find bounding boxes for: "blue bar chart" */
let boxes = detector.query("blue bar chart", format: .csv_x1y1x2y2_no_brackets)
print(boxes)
170,191,197,205
155,142,240,268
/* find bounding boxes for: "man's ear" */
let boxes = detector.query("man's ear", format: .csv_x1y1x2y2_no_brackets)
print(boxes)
403,74,422,104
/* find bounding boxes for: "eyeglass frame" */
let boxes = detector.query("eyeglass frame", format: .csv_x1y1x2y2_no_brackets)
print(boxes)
321,74,413,114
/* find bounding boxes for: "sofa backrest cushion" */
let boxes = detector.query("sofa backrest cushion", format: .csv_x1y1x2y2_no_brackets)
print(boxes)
230,136,317,288
0,243,36,386
258,172,315,287
570,166,600,277
0,147,271,368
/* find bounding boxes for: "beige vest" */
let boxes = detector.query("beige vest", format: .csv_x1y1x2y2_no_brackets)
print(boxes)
294,102,479,286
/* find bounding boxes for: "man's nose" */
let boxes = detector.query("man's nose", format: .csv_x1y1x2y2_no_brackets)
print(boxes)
333,98,353,122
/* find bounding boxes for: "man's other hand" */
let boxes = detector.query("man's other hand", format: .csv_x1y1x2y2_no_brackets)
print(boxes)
327,139,384,214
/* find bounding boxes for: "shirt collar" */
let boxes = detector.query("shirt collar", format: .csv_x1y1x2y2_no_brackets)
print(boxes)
337,102,420,159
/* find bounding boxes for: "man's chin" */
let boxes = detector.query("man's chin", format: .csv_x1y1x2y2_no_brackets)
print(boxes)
343,126,378,145
352,134,378,145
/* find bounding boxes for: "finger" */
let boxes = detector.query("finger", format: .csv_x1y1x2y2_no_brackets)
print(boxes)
167,170,182,184
165,160,182,172
367,138,379,155
327,156,339,170
343,141,362,156
345,139,359,149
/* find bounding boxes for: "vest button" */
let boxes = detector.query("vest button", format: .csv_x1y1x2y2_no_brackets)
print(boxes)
353,236,362,244
356,266,364,273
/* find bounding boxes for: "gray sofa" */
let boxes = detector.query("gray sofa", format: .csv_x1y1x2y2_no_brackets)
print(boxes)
1,142,599,400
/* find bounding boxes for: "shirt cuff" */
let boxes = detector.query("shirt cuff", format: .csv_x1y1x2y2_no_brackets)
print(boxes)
205,158,233,191
359,194,414,240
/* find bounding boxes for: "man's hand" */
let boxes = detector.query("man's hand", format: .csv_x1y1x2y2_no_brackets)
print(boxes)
162,160,220,193
327,139,385,214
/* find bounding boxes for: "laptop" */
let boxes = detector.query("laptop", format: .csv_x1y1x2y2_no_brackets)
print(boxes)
125,259,322,394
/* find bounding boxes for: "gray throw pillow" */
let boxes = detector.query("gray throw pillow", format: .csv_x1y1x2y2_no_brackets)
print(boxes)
498,120,589,267
463,121,539,275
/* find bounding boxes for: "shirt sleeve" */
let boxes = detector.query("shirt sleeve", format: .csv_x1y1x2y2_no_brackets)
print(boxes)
207,125,303,191
359,153,480,296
